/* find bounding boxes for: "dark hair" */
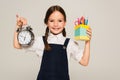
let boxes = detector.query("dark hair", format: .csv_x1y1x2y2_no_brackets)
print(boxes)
44,5,66,51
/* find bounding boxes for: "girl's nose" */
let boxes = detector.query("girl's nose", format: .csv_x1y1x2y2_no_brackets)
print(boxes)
54,22,58,27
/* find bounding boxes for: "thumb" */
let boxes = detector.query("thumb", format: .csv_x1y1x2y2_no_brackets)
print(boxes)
16,14,23,27
16,14,20,21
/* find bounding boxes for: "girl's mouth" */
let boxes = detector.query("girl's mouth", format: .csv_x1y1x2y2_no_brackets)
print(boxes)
52,28,60,30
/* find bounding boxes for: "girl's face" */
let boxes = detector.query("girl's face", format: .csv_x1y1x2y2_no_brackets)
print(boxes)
47,11,66,35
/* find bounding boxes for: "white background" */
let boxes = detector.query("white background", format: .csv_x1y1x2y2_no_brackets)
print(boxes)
0,0,120,80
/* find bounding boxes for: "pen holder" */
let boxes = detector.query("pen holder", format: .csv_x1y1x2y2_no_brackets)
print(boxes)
74,24,90,41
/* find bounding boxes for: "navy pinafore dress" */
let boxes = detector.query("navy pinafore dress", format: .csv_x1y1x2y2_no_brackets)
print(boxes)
37,37,70,80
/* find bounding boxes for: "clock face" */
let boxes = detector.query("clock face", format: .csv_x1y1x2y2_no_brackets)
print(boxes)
18,30,32,45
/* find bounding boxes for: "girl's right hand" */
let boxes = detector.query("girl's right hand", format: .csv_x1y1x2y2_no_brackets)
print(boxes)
16,15,27,27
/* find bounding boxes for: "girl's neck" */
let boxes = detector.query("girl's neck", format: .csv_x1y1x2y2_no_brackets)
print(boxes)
49,31,62,36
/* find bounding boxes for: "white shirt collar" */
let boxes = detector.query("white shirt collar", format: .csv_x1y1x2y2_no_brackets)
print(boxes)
48,32,66,44
48,32,63,38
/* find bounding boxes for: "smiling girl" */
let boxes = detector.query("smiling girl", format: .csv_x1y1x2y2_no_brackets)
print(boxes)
13,5,92,80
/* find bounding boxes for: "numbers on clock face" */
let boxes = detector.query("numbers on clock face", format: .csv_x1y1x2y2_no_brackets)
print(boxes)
18,31,32,45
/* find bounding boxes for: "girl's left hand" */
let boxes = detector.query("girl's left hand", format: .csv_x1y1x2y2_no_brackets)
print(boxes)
86,28,92,41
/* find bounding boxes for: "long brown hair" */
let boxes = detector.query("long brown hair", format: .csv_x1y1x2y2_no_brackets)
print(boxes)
44,5,67,51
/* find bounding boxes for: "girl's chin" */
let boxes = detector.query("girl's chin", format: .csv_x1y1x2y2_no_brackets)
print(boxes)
51,31,62,35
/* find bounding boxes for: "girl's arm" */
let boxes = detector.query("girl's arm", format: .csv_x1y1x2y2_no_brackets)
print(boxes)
13,25,22,49
79,28,92,66
13,15,27,49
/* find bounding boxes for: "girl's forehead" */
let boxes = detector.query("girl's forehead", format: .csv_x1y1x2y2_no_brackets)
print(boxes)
49,11,64,19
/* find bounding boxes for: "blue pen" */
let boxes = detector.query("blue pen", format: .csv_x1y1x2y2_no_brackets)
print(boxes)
85,19,88,25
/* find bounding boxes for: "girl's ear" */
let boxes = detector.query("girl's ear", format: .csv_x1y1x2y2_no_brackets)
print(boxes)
64,22,66,28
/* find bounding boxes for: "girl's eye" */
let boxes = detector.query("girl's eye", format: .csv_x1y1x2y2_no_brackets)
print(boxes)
50,20,54,22
49,19,63,22
58,20,62,22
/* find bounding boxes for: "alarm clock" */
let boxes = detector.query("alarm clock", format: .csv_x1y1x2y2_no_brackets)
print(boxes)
16,25,34,47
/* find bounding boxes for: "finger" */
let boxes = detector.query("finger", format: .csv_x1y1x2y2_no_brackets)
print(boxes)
87,32,92,36
17,20,23,27
20,17,27,25
86,32,91,40
86,28,92,40
16,15,22,25
16,14,27,26
86,29,92,37
87,28,92,33
16,14,19,18
16,14,20,21
16,15,23,26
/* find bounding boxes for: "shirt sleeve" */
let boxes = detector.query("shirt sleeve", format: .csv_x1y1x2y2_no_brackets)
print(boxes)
67,39,84,62
23,36,44,57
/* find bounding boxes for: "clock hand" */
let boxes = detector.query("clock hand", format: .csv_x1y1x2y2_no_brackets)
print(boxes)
24,36,26,41
24,33,27,41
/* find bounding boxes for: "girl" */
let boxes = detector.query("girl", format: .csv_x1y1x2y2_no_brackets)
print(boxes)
14,5,92,80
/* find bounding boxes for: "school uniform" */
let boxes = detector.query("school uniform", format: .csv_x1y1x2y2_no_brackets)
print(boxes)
25,32,83,80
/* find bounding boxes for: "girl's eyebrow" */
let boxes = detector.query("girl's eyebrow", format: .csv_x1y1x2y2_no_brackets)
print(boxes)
48,18,64,20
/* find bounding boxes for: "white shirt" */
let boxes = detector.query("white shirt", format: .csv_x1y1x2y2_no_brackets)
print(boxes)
25,32,83,63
